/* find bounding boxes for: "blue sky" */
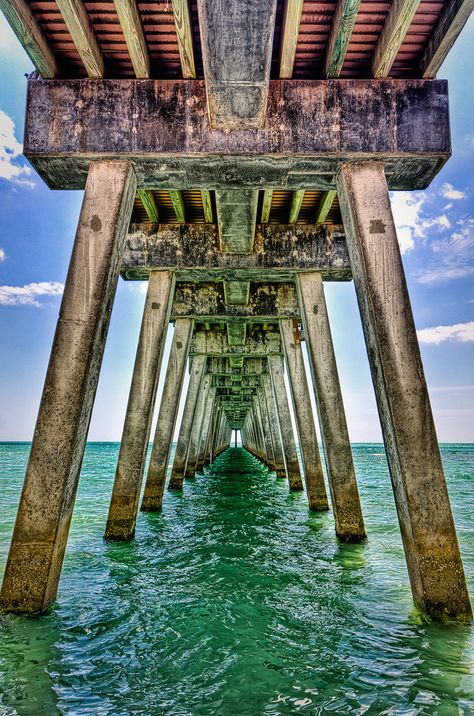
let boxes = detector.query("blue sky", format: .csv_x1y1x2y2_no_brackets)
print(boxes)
0,14,473,443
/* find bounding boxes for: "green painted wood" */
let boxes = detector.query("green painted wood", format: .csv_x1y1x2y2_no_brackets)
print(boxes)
113,0,150,78
169,190,186,223
279,0,304,78
137,190,159,223
289,189,305,223
172,0,196,78
0,0,59,77
420,0,474,78
201,190,213,223
56,0,105,78
372,0,421,78
315,190,337,223
261,190,273,223
325,0,362,78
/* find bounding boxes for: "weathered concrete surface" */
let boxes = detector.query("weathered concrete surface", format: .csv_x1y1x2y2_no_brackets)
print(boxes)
268,355,304,491
0,161,137,614
121,224,351,282
168,356,206,489
297,272,366,542
196,387,216,470
25,79,450,190
262,373,286,478
191,328,282,357
215,189,258,253
198,0,277,128
141,318,193,511
256,393,275,469
337,161,472,619
280,319,329,511
105,270,175,540
185,375,211,477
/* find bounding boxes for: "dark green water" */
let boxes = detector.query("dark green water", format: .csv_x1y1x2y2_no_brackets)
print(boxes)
0,443,473,715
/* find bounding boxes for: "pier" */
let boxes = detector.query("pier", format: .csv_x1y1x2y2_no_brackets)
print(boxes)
0,0,472,620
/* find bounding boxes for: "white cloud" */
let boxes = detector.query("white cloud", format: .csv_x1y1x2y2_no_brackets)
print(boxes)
417,321,474,344
416,218,474,284
0,110,34,186
441,183,466,200
390,191,426,254
0,281,64,307
0,248,5,262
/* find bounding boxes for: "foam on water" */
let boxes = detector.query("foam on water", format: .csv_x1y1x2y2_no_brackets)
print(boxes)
0,443,473,715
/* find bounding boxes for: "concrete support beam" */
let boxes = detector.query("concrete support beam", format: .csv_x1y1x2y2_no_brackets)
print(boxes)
297,272,366,541
141,318,193,511
196,387,216,470
262,374,286,477
0,0,59,78
280,319,329,511
268,355,303,491
337,161,472,619
185,375,211,477
257,390,275,469
105,270,175,540
215,189,258,253
122,224,351,282
24,79,451,192
168,356,206,489
197,0,277,128
0,161,136,613
191,329,282,357
420,0,474,78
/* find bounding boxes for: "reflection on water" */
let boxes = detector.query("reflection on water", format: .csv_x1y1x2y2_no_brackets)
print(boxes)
0,443,473,714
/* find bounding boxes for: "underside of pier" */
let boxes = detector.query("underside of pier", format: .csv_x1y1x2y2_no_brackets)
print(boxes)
1,0,472,620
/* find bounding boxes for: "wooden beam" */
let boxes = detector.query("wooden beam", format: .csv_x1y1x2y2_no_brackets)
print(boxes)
279,0,304,78
172,0,196,78
315,190,337,223
289,190,305,223
137,190,159,223
0,0,59,77
169,190,186,223
56,0,105,78
325,0,361,78
201,190,213,223
419,0,474,78
261,190,273,223
371,0,421,78
113,0,150,78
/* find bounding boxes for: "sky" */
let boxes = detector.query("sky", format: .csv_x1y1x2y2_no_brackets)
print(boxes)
0,14,473,443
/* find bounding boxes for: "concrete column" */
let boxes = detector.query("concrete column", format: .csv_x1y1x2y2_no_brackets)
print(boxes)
141,318,193,511
0,161,136,613
257,391,275,469
168,356,206,490
297,273,366,541
268,355,304,491
197,388,216,469
105,271,175,540
337,161,471,619
262,373,286,477
281,319,329,511
185,375,211,477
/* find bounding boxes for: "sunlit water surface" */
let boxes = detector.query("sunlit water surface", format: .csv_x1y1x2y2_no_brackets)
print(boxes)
0,443,473,715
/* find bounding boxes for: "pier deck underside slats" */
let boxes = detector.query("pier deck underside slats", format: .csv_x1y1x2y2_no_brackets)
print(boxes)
1,0,472,620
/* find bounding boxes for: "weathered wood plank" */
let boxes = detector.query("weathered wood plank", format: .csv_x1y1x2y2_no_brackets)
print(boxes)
197,0,278,128
279,0,304,78
201,190,213,223
169,190,186,222
56,0,104,78
113,0,150,78
325,0,361,78
372,0,421,78
0,0,59,77
289,189,305,223
172,0,196,78
137,190,159,223
419,0,474,78
315,190,337,223
261,190,273,223
25,79,451,191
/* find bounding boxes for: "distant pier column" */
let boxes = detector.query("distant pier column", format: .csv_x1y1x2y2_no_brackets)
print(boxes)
0,161,136,613
262,374,286,477
168,356,206,490
185,375,211,477
258,389,276,470
297,273,366,541
337,161,471,618
268,355,304,491
105,271,175,540
141,318,193,511
280,319,329,511
197,387,216,470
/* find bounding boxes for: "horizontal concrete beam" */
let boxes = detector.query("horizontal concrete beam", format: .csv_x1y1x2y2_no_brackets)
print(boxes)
25,79,450,190
171,282,298,321
121,224,351,281
191,329,282,357
206,357,267,375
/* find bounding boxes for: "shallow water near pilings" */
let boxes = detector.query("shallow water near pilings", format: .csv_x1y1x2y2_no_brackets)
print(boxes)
0,444,473,715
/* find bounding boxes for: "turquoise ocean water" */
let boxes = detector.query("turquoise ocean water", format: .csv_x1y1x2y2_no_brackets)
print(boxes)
0,443,473,715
